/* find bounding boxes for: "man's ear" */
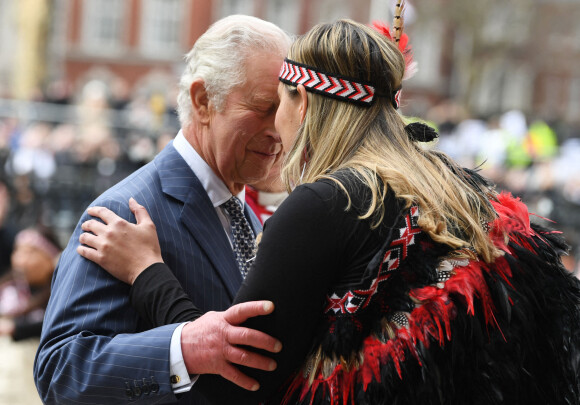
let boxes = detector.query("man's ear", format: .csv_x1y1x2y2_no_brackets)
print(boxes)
297,84,308,124
190,79,210,125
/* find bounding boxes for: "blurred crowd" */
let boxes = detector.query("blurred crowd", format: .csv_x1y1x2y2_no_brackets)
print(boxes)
0,78,180,245
0,82,579,343
0,78,182,404
426,99,580,274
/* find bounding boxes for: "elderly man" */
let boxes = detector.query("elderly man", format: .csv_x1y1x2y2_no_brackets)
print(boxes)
34,15,290,404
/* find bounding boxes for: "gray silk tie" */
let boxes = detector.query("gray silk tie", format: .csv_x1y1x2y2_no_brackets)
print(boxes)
222,196,256,278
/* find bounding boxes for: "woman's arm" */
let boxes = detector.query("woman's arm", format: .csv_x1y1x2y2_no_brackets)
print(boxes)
80,184,351,403
78,197,163,285
78,198,283,394
78,198,200,325
129,263,202,325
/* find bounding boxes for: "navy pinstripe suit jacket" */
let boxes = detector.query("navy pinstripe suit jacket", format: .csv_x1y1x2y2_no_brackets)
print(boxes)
34,142,262,404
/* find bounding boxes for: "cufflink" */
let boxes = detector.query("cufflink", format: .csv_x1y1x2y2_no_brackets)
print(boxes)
150,376,159,393
170,374,181,384
141,378,151,395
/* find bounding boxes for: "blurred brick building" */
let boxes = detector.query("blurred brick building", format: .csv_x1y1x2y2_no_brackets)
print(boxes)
0,0,579,127
0,0,380,100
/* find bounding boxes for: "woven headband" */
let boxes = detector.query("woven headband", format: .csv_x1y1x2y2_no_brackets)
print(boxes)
279,58,400,108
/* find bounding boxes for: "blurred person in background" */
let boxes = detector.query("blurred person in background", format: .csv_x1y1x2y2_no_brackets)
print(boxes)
0,225,60,405
245,158,288,224
0,226,61,340
4,121,56,229
6,122,56,182
0,177,18,277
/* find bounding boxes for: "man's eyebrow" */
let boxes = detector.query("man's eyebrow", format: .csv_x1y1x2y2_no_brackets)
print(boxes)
246,96,279,113
250,94,278,104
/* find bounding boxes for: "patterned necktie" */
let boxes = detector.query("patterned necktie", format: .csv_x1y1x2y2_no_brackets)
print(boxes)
222,196,256,278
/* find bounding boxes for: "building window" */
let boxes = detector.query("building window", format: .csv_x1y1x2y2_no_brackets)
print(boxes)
82,0,126,54
218,0,254,17
313,0,351,24
472,60,504,116
265,0,299,34
573,17,580,51
408,22,443,88
566,77,580,122
539,76,564,120
140,0,184,59
502,65,532,113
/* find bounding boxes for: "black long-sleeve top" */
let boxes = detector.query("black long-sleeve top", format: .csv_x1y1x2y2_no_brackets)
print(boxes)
129,173,397,404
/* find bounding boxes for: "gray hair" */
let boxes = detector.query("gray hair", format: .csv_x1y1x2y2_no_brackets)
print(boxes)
176,15,292,127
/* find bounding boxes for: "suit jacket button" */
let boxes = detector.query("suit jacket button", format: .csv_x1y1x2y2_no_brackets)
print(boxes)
133,380,142,397
142,378,151,395
125,382,135,399
170,375,181,384
151,376,159,393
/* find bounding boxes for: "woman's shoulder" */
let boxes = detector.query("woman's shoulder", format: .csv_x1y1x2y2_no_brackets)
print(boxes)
283,171,360,213
297,169,364,198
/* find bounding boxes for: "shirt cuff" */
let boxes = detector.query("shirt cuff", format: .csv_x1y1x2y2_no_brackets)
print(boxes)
170,322,199,393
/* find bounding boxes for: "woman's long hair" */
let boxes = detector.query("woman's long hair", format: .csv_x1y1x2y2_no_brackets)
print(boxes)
282,20,502,263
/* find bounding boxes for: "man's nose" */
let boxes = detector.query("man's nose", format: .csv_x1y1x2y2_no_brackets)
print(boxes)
265,128,282,144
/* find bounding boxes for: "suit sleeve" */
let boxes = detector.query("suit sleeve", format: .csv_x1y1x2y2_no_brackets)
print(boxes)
34,199,180,405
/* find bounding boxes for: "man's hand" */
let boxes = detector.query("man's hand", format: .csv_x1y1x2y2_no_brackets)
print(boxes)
77,198,161,284
182,301,282,391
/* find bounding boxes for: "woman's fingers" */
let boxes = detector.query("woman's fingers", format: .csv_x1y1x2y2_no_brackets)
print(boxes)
86,206,119,225
78,199,162,285
78,230,100,249
129,197,154,226
77,244,99,263
81,218,107,236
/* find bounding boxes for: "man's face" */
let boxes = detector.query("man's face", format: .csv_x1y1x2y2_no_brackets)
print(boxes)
204,50,283,193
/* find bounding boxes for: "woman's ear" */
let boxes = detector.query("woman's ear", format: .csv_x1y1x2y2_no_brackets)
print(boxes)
297,84,308,124
190,79,210,125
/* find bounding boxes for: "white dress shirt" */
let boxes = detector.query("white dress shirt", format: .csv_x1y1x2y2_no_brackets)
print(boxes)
169,131,246,393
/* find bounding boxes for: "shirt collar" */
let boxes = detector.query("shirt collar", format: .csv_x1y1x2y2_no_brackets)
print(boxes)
173,130,245,208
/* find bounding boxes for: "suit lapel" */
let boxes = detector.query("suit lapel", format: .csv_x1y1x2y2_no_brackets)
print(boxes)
245,203,262,236
155,143,242,299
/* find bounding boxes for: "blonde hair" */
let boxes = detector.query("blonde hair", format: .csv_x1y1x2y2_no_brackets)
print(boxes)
282,20,502,263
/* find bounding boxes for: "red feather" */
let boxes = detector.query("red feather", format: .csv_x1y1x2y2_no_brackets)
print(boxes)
371,21,417,79
281,195,551,404
489,192,548,254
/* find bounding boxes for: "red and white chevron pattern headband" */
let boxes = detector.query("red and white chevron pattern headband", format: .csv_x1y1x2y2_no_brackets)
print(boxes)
279,58,380,107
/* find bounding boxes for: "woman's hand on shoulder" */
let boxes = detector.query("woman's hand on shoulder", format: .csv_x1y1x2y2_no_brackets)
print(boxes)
77,197,162,285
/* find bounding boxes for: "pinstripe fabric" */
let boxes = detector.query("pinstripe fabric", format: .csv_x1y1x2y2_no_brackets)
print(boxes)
34,142,261,404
